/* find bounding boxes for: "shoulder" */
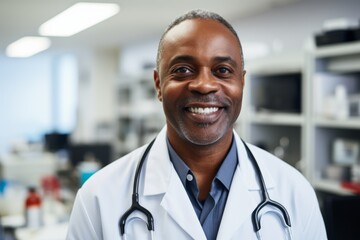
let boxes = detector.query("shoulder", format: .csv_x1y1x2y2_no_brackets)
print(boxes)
244,144,327,238
248,144,309,187
67,145,148,239
244,142,318,207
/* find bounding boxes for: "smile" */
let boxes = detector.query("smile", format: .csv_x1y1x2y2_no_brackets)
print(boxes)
188,107,219,114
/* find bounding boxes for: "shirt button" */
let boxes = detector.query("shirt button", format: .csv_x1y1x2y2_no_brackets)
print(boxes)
186,174,194,181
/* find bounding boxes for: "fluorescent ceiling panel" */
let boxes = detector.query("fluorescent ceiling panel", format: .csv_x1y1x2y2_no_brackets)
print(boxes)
6,37,51,58
39,2,120,37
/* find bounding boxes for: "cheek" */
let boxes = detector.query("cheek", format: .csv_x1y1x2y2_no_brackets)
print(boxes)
225,82,244,101
161,81,185,102
225,84,244,115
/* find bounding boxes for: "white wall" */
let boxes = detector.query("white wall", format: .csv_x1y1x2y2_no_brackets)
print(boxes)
0,54,79,154
119,40,158,78
71,49,119,143
0,55,52,154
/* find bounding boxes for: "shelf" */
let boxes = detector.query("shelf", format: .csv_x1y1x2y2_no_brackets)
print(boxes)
314,42,360,58
314,117,360,129
326,55,360,73
248,112,304,126
313,179,355,196
117,100,163,118
247,52,303,75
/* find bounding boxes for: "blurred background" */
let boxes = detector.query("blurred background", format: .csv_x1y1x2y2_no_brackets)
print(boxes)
0,0,360,239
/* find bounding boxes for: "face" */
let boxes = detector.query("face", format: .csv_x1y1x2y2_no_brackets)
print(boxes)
154,19,245,146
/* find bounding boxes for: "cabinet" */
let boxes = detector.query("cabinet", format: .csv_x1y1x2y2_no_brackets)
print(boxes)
306,42,360,195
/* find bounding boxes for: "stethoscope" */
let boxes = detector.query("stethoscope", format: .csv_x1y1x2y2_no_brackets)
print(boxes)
119,138,292,240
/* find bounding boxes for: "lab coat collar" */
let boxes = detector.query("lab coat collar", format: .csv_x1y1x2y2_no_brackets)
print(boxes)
143,126,276,194
144,126,206,239
143,126,172,196
142,126,277,239
233,131,276,190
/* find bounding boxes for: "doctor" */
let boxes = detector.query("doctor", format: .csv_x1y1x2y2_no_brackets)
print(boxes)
67,9,327,240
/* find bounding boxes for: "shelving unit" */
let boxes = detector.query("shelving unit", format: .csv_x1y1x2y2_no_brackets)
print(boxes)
306,42,360,195
239,53,306,170
115,71,165,156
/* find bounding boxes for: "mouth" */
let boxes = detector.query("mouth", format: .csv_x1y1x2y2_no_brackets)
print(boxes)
184,104,225,124
187,107,220,115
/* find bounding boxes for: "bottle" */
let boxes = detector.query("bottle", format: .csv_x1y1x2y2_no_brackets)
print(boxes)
25,187,42,228
41,175,62,224
274,137,290,160
335,85,349,120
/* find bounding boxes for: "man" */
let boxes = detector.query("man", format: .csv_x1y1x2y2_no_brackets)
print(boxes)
67,9,327,240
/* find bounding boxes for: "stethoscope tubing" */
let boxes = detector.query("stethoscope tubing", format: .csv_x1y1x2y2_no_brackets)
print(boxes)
119,138,292,239
119,139,156,235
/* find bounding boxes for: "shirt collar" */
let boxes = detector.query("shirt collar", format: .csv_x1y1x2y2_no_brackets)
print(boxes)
215,137,238,190
166,138,191,187
166,137,238,190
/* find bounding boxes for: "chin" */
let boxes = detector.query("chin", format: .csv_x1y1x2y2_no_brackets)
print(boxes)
182,129,225,146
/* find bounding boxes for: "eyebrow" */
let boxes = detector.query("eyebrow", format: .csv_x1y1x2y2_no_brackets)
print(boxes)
213,56,237,67
168,55,196,67
168,55,238,67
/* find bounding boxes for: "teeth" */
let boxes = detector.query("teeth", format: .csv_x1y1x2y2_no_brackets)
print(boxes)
189,107,219,114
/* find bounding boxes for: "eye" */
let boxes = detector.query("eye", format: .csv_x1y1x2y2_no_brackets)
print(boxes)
217,67,230,74
213,66,233,77
170,65,194,79
174,66,192,74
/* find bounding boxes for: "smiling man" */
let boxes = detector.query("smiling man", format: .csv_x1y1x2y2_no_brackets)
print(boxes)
67,10,327,240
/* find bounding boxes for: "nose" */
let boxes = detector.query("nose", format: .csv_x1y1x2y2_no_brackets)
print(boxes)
188,68,220,94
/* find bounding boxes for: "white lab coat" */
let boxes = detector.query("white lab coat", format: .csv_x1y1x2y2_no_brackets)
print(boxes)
66,127,327,240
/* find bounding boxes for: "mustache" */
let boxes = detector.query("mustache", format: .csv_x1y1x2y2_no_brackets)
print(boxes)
179,94,231,107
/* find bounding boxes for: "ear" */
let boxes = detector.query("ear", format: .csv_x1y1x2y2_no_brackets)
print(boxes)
153,69,162,102
241,70,246,89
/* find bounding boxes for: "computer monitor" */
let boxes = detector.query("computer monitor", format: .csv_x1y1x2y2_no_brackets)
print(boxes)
68,143,112,168
44,132,69,152
323,195,360,240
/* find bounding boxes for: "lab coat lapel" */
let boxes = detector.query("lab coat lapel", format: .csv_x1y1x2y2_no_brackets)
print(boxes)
217,133,275,239
161,171,206,240
216,165,257,239
143,127,206,240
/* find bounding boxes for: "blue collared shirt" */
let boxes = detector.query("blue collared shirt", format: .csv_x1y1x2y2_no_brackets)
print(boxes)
167,137,238,240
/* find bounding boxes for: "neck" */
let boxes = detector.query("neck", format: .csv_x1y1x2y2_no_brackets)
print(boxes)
168,132,233,201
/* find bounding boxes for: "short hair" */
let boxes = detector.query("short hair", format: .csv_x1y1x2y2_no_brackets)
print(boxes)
156,9,244,70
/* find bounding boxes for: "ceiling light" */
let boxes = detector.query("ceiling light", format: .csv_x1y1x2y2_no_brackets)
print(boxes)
39,2,120,37
6,37,51,58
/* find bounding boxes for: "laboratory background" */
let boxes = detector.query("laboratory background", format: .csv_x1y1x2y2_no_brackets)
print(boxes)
1,0,360,239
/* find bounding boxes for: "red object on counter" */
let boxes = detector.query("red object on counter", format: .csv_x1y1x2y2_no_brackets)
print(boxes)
41,175,60,199
25,187,41,208
25,187,42,228
341,181,360,194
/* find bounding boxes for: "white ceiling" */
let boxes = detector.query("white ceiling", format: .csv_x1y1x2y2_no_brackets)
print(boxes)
0,0,299,56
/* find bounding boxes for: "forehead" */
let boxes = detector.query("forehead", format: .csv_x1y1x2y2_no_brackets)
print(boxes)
160,19,241,63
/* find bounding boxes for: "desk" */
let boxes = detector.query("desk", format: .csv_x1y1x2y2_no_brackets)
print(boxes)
1,215,68,240
15,223,68,240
